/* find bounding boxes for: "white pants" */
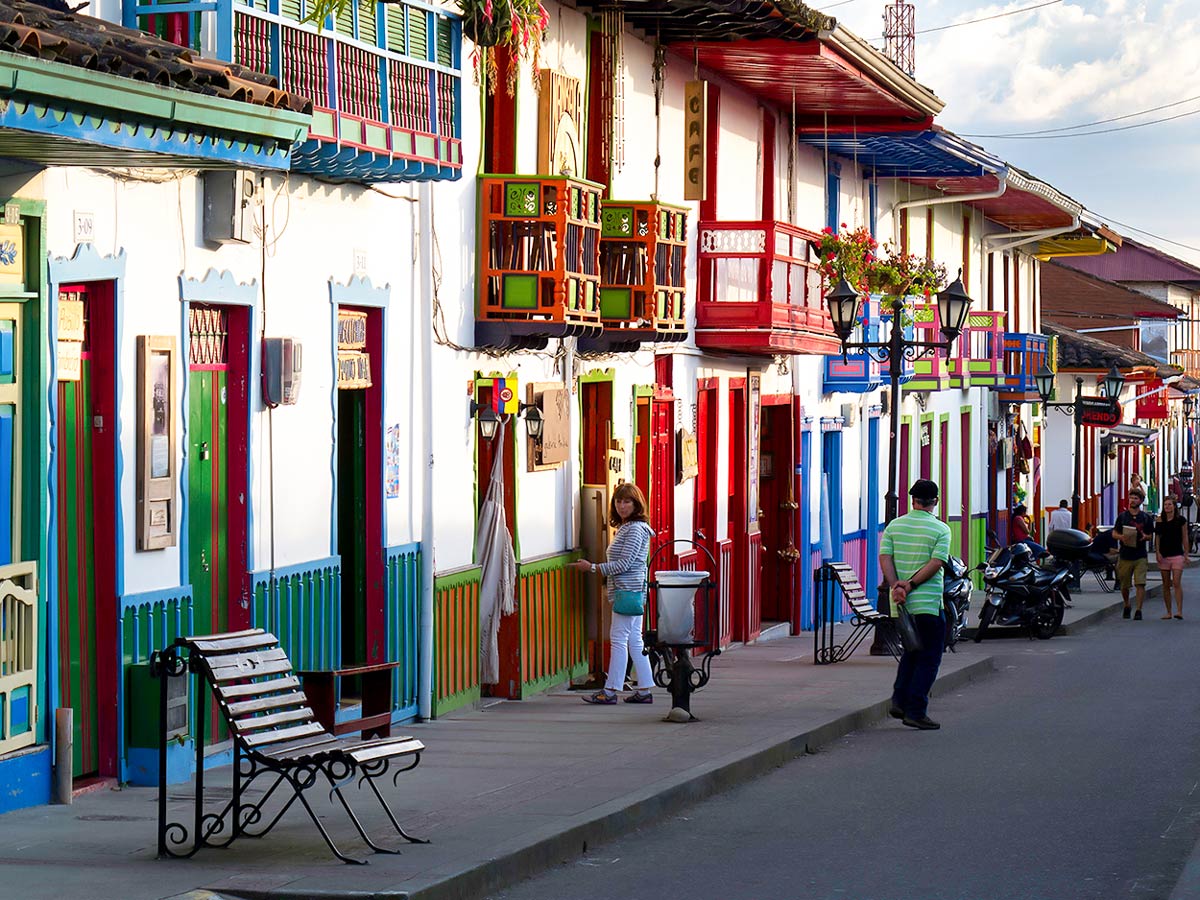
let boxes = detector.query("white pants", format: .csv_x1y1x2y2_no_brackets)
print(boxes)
605,613,655,692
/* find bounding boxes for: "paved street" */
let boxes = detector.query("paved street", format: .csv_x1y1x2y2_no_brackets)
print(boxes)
493,609,1200,900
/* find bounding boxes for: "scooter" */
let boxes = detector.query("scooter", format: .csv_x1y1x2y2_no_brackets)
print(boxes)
974,540,1071,642
942,555,972,651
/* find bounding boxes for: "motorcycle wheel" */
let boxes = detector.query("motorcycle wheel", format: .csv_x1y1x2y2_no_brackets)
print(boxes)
974,604,995,643
1031,593,1065,640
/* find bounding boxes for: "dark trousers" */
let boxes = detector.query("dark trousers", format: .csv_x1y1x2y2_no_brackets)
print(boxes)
892,613,946,719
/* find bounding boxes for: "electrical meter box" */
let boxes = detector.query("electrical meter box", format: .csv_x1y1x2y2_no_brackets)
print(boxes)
202,169,255,244
262,337,302,407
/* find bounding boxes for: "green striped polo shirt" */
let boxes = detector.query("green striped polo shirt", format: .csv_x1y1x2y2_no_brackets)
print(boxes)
880,509,952,615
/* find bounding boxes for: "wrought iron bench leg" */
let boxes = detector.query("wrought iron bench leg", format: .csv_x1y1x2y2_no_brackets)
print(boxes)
285,767,369,865
357,757,429,844
321,763,401,856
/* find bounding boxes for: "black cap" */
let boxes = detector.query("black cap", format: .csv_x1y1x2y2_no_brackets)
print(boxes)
909,479,939,502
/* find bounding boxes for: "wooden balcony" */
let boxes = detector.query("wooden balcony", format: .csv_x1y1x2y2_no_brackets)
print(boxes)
905,304,1005,391
695,220,839,355
578,201,689,352
1001,332,1053,399
1172,348,1200,379
128,0,462,182
476,175,603,350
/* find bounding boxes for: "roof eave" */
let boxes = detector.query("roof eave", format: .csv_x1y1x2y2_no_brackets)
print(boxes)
821,25,944,118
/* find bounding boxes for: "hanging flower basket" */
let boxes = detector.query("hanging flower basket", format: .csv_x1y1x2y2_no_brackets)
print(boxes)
459,0,549,96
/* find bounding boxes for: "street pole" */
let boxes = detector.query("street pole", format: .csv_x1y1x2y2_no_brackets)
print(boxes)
1071,376,1083,529
884,313,904,524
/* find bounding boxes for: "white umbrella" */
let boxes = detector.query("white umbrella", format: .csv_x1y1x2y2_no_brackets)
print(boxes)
477,416,516,685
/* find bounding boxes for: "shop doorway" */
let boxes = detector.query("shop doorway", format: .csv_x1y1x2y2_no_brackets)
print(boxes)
728,380,753,642
756,398,794,629
337,306,384,681
187,303,250,743
579,376,613,682
54,283,118,778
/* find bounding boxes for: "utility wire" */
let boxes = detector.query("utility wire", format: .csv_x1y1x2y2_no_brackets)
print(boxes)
817,0,860,9
1087,212,1200,256
962,104,1200,139
962,94,1200,137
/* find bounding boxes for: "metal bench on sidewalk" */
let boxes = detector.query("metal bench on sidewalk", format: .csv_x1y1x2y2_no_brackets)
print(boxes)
813,562,901,664
151,628,427,864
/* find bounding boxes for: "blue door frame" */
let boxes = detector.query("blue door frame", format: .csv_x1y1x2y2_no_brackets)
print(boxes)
821,429,844,563
866,416,880,599
799,428,813,630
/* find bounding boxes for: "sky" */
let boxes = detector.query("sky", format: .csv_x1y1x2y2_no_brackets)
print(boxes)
824,0,1200,266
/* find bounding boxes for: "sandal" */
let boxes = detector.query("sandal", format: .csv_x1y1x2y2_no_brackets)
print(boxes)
581,690,617,705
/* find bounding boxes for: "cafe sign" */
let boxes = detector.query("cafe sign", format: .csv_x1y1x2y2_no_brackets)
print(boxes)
684,81,707,202
1079,395,1121,428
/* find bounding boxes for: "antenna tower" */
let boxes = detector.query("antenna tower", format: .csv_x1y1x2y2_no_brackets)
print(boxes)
883,0,915,76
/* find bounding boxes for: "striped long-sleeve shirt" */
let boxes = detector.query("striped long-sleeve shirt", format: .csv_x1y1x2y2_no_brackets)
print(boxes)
599,520,655,598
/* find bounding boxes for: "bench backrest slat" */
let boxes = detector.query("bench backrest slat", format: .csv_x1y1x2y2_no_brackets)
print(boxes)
232,707,315,735
226,690,309,717
219,675,302,699
242,721,327,749
189,633,280,653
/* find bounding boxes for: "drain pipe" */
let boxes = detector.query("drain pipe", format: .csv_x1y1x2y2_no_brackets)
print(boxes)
416,180,435,721
892,173,1010,240
982,216,1081,253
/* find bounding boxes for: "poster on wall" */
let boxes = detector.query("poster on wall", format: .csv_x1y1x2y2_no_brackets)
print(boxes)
136,335,177,550
748,372,761,527
385,424,401,498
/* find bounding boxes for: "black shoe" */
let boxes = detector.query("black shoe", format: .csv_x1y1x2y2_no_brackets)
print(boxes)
1134,609,1143,620
888,705,905,720
902,716,941,730
1123,607,1132,619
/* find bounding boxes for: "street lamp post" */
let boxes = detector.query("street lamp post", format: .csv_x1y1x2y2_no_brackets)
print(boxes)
827,275,974,522
1034,364,1126,530
827,276,973,652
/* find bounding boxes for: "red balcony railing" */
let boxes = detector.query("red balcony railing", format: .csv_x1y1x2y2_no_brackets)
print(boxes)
695,220,838,355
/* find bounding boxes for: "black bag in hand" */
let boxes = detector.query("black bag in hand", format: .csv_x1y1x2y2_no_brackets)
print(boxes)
894,605,923,654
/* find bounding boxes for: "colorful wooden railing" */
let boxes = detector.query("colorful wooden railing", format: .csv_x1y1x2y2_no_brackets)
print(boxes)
476,176,604,349
126,0,462,182
0,562,38,757
695,220,839,355
906,303,1005,390
514,550,587,697
593,200,689,344
823,296,882,393
385,542,421,721
1003,332,1053,395
250,557,341,672
432,564,481,718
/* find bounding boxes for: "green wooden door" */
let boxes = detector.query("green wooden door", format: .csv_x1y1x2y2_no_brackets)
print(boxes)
338,389,367,668
55,297,100,776
187,307,230,741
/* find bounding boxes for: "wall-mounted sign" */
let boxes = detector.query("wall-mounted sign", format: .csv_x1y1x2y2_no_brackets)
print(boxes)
0,222,24,287
677,428,699,483
57,341,81,382
538,69,583,177
336,308,371,389
526,381,569,471
137,335,177,550
57,290,85,382
684,80,707,202
1081,395,1122,428
73,211,95,245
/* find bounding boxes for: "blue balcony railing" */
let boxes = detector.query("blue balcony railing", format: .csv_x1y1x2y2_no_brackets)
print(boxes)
126,0,462,182
1002,332,1053,394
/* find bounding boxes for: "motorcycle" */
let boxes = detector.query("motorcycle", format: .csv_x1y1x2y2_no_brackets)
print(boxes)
974,539,1071,642
942,555,973,651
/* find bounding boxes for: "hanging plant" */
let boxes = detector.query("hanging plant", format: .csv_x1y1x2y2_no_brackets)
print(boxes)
818,227,949,321
817,225,878,296
302,0,548,98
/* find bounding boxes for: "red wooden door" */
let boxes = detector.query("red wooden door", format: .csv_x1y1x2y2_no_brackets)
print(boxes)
728,381,749,642
649,395,675,578
757,401,793,623
939,419,950,523
694,381,720,642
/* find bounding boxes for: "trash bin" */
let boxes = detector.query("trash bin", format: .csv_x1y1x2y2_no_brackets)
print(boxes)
654,570,709,644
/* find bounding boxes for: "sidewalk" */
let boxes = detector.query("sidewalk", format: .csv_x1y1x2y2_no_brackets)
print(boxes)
0,580,1134,900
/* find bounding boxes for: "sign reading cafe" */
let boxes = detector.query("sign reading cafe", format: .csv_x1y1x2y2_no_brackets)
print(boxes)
684,81,707,202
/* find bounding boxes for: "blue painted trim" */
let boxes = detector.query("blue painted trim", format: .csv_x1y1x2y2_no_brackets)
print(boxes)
179,269,259,306
330,275,390,308
250,555,341,584
799,429,813,631
866,416,881,599
0,91,293,170
46,245,129,751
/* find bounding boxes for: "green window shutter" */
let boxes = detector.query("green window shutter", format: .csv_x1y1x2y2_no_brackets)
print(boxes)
335,0,353,36
407,6,428,60
435,17,452,66
385,4,406,53
359,0,378,45
279,0,300,19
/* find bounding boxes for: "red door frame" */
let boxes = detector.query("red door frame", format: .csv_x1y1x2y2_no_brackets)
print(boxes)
728,379,750,641
694,380,719,554
225,307,251,631
757,394,794,627
60,282,119,776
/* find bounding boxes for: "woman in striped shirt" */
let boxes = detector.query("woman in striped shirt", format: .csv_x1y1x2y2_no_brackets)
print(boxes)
575,483,657,705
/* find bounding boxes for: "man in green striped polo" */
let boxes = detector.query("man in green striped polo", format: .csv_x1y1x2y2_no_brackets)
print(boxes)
880,478,952,731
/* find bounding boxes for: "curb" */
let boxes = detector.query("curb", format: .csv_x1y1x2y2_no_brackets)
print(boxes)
963,586,1159,640
221,655,996,900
